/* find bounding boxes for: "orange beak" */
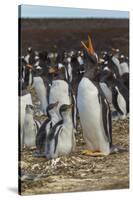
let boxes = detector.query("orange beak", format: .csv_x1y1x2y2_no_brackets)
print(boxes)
26,64,32,69
48,67,58,74
81,35,94,55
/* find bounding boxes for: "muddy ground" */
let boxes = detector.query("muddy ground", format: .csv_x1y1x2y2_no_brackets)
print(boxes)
19,18,129,195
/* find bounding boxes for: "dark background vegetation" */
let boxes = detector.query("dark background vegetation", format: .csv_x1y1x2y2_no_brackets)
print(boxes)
20,18,129,56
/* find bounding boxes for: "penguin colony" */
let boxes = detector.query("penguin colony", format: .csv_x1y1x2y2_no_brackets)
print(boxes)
19,36,129,158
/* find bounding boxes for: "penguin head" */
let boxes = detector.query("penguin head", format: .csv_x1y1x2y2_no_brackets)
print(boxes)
27,47,32,53
59,104,72,118
81,35,98,64
25,105,34,115
111,48,120,58
119,54,125,63
47,101,59,117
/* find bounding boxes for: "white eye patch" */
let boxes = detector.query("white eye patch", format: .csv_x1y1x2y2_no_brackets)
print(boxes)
67,57,71,63
58,63,64,69
77,56,84,65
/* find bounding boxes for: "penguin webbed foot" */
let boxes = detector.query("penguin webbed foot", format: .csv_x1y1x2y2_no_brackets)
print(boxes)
82,150,108,157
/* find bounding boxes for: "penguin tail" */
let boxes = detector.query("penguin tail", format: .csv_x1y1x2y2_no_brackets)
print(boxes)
110,145,128,154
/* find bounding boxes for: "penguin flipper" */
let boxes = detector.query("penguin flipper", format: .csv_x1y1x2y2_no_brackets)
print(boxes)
99,88,112,147
35,119,50,151
48,120,63,141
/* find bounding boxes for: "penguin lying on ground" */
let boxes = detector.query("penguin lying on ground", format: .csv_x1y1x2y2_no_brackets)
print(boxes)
77,36,126,156
45,104,76,159
35,101,59,156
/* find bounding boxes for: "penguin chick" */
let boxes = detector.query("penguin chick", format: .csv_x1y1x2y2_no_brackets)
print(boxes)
23,105,41,148
45,104,76,159
35,101,59,156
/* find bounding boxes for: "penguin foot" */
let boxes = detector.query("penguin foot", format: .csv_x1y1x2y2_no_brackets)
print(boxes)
32,151,46,157
82,150,107,157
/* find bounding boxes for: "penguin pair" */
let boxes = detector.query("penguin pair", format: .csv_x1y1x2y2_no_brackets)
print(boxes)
22,62,48,115
45,104,76,159
35,101,59,155
77,36,126,156
35,103,75,159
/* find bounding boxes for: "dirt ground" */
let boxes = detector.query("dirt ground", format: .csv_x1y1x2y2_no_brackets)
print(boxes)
20,117,129,195
19,18,129,195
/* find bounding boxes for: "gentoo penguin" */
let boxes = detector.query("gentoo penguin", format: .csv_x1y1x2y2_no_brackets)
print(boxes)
111,48,122,77
119,54,129,76
32,76,48,115
23,64,48,115
19,80,33,151
119,55,129,90
45,104,76,159
23,105,41,148
64,56,73,83
35,101,59,155
112,77,129,119
24,47,35,65
102,51,120,78
99,71,113,105
48,64,77,130
77,36,114,156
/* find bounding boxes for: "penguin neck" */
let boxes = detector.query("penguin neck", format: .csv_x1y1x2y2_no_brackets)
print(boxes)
51,112,59,123
84,66,98,82
83,52,98,81
62,112,72,125
25,112,34,121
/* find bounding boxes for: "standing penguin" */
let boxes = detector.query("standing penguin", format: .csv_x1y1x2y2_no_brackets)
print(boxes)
35,101,59,155
119,54,129,76
112,78,129,119
23,64,48,115
23,105,41,148
77,36,114,156
45,104,76,159
48,64,77,130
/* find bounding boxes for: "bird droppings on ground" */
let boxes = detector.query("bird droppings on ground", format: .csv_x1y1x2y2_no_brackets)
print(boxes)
20,118,129,195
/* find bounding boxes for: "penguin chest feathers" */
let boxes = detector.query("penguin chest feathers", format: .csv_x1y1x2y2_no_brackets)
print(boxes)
77,77,110,153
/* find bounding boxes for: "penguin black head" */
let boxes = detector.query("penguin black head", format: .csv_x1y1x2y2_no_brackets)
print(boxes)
46,101,59,118
119,54,125,63
27,47,32,53
59,104,72,118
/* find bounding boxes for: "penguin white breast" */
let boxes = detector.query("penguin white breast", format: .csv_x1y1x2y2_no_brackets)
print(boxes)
100,82,112,104
23,113,37,147
33,77,48,114
115,86,127,115
77,77,110,153
120,62,129,75
49,80,71,117
112,56,121,75
68,63,72,82
56,124,74,156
